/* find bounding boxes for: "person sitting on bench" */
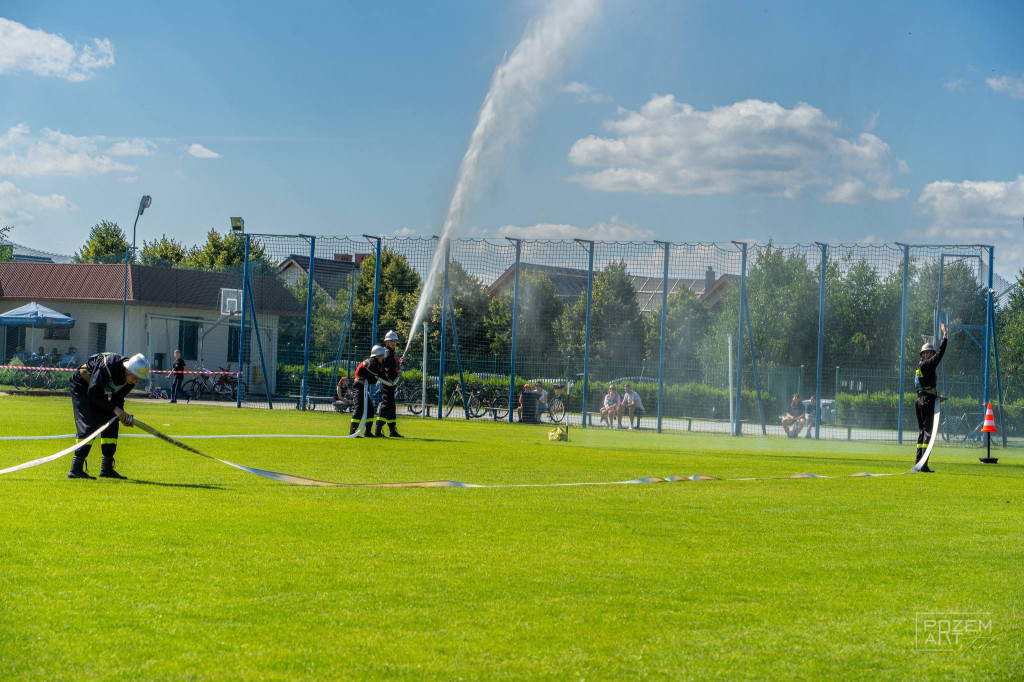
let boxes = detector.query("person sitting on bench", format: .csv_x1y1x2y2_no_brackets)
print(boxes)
781,393,805,438
618,383,644,430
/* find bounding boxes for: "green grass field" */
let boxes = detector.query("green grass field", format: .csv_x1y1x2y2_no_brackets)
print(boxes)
1,395,1021,680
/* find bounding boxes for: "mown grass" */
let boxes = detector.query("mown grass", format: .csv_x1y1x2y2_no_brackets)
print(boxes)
0,395,1021,680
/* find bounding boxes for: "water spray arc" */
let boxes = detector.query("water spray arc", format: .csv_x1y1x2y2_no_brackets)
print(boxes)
402,0,601,359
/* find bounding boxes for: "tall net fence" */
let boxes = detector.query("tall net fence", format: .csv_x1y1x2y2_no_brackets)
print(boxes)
1,236,1017,447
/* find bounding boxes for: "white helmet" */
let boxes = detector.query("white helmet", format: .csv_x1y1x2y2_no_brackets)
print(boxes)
370,345,387,358
920,343,936,356
124,353,151,379
384,330,399,342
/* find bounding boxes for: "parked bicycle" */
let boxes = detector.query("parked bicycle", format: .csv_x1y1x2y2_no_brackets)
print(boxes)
466,386,510,420
184,366,235,401
395,379,424,415
13,365,56,391
941,412,982,443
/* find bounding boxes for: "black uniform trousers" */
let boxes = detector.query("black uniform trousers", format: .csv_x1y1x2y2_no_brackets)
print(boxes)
915,392,937,454
376,384,396,429
350,381,370,432
70,382,120,459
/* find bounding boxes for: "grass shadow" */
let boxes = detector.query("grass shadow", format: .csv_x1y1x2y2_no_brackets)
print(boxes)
127,478,227,491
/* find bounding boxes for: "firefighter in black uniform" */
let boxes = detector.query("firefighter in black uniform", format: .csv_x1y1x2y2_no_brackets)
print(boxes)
67,352,151,479
374,330,404,438
350,346,388,437
914,323,947,473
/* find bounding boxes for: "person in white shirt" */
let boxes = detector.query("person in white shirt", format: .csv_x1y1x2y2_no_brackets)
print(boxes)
534,380,549,419
618,383,645,430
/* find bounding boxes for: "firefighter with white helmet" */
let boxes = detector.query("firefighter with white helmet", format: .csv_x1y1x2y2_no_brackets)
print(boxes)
67,352,150,479
914,323,947,472
349,346,388,437
375,330,404,438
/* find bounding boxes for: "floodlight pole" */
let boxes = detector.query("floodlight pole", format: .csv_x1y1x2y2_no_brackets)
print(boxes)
300,236,316,411
896,243,910,444
364,235,383,344
732,242,747,436
236,232,251,407
576,239,594,428
507,238,522,423
655,241,669,433
121,195,151,355
814,242,827,440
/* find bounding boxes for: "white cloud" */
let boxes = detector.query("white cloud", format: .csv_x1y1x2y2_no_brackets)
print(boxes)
188,143,221,159
109,139,156,156
917,175,1024,273
986,73,1024,100
498,216,653,241
568,95,908,203
942,78,967,92
0,180,78,224
393,226,416,236
0,123,136,176
0,18,114,82
561,81,611,103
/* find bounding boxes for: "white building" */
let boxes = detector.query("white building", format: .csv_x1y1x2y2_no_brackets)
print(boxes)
0,262,304,395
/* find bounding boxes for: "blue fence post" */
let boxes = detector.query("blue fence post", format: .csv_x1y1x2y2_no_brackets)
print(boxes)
576,240,594,428
507,238,522,423
120,245,131,355
733,242,747,436
990,295,1007,446
743,294,767,434
815,242,827,440
656,241,669,433
236,234,251,407
369,236,382,345
244,269,273,409
300,236,316,411
896,243,909,444
437,243,450,419
446,289,470,419
981,246,994,426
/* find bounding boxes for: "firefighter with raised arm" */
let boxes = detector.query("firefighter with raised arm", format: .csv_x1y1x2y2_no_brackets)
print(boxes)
374,330,404,438
350,345,388,438
67,352,151,479
914,323,947,472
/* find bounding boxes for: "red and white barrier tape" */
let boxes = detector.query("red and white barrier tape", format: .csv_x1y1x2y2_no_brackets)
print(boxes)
0,365,240,376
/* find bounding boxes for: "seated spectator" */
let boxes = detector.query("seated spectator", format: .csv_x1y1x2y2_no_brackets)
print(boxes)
32,345,46,362
59,346,79,367
801,394,817,439
334,375,353,412
618,383,645,430
49,347,60,363
781,393,804,438
11,346,29,363
600,384,620,428
534,380,549,418
516,383,532,422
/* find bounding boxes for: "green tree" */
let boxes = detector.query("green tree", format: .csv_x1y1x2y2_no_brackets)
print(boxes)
184,230,266,269
485,272,564,360
824,257,902,368
996,270,1023,395
0,224,12,262
425,260,491,358
74,220,130,264
648,285,712,368
556,261,643,366
352,249,423,356
139,234,189,266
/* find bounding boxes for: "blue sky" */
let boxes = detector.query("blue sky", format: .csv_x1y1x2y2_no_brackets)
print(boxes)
1,0,1022,275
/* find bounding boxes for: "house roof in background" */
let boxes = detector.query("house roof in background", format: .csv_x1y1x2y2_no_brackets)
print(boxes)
1,240,73,264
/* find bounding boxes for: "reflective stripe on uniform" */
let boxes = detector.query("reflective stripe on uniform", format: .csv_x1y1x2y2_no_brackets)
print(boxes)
100,437,118,445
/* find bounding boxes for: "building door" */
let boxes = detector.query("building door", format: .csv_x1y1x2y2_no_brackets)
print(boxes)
89,323,107,354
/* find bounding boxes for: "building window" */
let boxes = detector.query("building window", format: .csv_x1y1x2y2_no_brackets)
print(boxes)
178,320,199,361
44,314,73,340
228,325,240,363
89,323,107,354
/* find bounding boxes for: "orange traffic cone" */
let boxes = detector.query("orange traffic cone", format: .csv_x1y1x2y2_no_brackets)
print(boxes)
980,402,998,464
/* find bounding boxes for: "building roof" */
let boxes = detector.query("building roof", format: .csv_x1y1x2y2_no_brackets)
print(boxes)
0,262,305,315
487,262,737,312
1,240,73,264
278,255,360,295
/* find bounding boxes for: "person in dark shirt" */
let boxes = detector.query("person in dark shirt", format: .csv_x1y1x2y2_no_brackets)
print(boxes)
914,323,947,472
781,394,805,438
374,330,404,438
67,352,150,479
350,346,387,437
169,349,187,403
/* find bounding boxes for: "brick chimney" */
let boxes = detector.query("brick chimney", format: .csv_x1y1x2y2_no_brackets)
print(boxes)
334,253,353,262
705,266,715,292
354,253,371,267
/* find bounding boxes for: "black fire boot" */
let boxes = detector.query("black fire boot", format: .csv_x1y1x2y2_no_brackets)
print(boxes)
99,447,127,479
373,421,385,438
388,425,404,439
67,450,95,479
349,422,360,436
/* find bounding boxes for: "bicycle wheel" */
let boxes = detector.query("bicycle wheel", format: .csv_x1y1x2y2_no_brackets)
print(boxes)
467,394,482,418
184,379,203,400
549,397,565,423
15,371,31,391
444,392,457,417
492,396,509,420
406,388,423,415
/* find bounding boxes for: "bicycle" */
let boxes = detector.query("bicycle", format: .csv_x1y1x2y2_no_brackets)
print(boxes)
544,376,580,423
184,367,232,401
941,412,982,443
145,382,168,400
467,386,510,420
14,365,54,391
395,379,424,415
444,383,478,417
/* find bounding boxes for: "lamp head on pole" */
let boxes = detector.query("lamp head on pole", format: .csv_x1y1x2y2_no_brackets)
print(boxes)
138,195,152,216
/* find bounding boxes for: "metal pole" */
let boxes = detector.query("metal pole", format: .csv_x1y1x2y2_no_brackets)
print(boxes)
990,295,1007,446
727,334,734,427
656,241,669,433
447,289,470,419
300,236,315,411
507,238,522,423
245,269,273,409
733,242,747,436
577,240,594,428
897,243,910,444
437,243,450,419
120,244,131,354
815,242,827,440
981,246,993,423
743,294,766,435
421,321,428,417
236,234,251,407
371,236,382,344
